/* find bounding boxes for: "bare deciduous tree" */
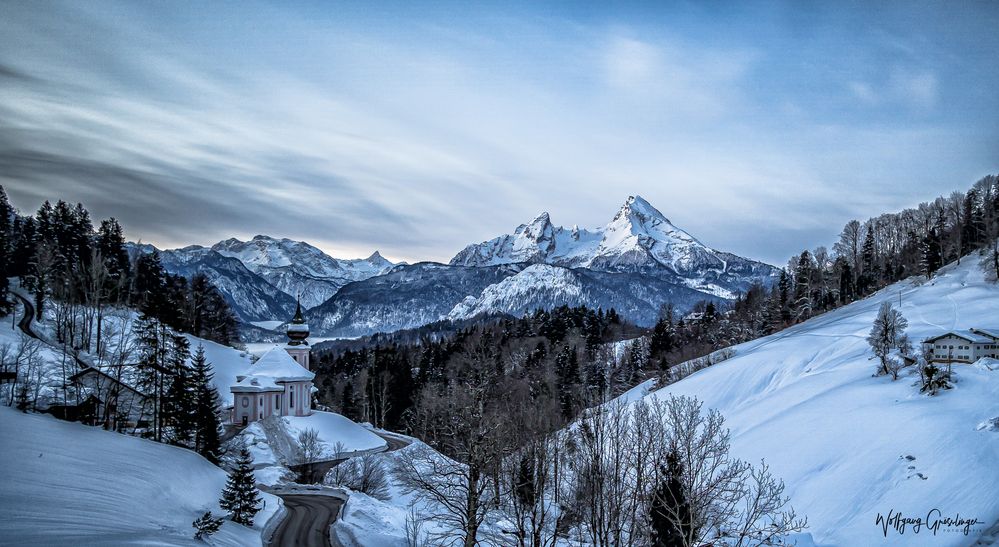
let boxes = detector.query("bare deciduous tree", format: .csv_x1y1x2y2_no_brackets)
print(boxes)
296,427,323,482
326,454,390,500
867,301,909,379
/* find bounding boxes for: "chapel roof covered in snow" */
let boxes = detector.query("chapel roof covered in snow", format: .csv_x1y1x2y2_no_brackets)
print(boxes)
245,346,315,382
230,374,283,393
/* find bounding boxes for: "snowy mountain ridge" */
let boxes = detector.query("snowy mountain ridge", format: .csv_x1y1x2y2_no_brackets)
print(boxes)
451,195,778,299
208,235,395,309
131,236,396,322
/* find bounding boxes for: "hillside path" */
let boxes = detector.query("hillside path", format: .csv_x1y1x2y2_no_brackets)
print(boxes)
12,293,39,339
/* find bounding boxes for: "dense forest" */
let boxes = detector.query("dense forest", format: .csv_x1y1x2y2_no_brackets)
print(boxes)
0,186,238,348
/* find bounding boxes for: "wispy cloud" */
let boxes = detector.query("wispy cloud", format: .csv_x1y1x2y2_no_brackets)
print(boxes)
0,1,996,266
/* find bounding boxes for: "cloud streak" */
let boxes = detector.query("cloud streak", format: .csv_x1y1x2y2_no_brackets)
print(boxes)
0,1,996,266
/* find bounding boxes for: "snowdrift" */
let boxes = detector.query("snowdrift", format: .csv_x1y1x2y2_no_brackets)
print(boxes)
0,407,278,546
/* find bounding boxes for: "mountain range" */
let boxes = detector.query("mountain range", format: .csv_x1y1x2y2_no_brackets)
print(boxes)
451,195,776,299
136,196,778,336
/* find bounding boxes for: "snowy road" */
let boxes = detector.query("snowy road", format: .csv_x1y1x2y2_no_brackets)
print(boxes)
267,431,411,546
270,495,345,547
12,292,38,339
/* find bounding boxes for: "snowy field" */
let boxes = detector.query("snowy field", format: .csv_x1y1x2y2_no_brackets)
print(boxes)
638,257,999,546
283,410,387,458
0,407,279,546
235,411,387,485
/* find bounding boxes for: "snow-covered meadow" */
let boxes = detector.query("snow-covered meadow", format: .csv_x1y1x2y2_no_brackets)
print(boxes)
636,257,999,545
0,407,279,545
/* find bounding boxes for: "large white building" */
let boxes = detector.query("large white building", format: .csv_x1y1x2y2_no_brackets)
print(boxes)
923,328,999,364
231,301,315,425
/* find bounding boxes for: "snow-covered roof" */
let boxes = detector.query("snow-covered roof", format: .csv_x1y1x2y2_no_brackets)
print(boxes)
245,346,315,382
923,330,993,344
970,328,999,341
230,375,283,393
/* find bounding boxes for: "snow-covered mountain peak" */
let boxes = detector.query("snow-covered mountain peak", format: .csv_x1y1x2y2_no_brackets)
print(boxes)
614,195,669,224
605,195,697,245
450,196,777,299
515,212,556,245
364,250,392,266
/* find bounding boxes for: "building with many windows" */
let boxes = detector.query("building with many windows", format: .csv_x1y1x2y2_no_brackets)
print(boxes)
923,328,999,364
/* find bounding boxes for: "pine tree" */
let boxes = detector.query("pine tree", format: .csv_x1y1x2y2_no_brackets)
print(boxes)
650,305,676,355
836,257,854,304
340,380,358,421
920,228,942,279
555,345,580,416
220,446,262,526
10,216,37,279
703,301,717,324
0,186,13,317
189,274,238,346
96,218,130,301
69,202,94,271
134,251,167,315
859,224,878,293
961,189,984,254
793,251,815,321
163,335,195,446
192,511,224,540
649,452,692,547
191,345,223,464
136,314,171,441
777,269,791,324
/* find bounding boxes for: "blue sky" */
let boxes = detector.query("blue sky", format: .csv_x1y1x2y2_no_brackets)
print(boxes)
0,0,996,265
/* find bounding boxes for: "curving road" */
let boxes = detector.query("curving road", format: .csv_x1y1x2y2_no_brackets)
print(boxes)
267,431,411,547
12,293,39,339
269,495,345,547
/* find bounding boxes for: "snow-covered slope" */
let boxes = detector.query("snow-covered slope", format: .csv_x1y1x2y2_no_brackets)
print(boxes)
211,235,394,309
306,262,520,337
0,407,278,546
451,196,777,299
182,335,253,407
631,258,999,545
446,263,724,327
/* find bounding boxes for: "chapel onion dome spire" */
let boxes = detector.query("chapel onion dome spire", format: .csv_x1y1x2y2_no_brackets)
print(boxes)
287,297,310,346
